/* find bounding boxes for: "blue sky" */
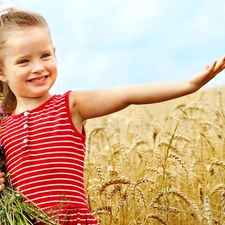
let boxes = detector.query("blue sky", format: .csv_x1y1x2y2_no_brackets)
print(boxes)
8,0,225,94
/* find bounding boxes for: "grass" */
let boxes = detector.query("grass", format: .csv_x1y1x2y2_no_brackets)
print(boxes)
0,174,58,225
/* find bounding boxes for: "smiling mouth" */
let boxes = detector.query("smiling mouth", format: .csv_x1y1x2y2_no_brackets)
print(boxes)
28,76,48,83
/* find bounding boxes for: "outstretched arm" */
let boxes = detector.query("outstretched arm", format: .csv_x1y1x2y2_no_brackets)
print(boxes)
70,55,225,124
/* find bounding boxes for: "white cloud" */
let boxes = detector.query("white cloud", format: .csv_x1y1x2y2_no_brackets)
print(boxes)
115,0,161,41
182,2,225,40
55,50,129,92
63,0,162,44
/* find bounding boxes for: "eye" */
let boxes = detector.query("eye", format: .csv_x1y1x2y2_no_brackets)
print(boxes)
18,59,29,64
41,53,50,59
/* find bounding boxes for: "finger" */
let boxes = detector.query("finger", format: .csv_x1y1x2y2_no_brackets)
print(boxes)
214,55,225,72
201,65,210,71
219,55,225,63
0,177,5,185
0,172,5,177
0,183,4,191
202,61,217,75
209,60,217,70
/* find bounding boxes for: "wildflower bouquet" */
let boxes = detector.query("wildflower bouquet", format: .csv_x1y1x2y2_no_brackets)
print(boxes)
0,93,57,225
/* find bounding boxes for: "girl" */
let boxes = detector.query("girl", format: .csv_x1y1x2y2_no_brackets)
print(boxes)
0,1,225,224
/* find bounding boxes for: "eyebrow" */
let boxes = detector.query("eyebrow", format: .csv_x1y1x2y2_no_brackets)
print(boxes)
13,48,54,59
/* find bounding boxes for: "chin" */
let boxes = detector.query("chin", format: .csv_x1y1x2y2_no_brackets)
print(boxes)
31,90,51,98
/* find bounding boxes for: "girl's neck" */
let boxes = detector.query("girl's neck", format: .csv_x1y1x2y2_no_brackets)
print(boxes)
15,93,52,114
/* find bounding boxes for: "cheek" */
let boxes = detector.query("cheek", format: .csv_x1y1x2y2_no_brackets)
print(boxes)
6,69,25,84
50,62,58,74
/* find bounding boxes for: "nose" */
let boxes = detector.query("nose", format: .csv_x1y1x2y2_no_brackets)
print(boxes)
31,61,45,73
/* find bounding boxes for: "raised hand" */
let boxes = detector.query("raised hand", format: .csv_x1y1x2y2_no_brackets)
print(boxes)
187,55,225,92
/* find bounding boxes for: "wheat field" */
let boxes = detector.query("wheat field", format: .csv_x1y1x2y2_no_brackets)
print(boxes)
84,87,225,225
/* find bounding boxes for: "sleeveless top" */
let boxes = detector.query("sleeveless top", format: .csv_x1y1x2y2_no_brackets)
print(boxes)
0,91,100,225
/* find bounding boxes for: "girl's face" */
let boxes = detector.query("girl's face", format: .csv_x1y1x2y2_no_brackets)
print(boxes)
0,26,57,100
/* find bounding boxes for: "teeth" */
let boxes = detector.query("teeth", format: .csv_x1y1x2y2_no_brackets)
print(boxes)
31,77,46,83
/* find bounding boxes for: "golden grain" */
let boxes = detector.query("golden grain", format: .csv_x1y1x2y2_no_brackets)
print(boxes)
99,177,132,194
203,195,213,225
221,191,225,216
168,153,188,173
145,214,167,225
84,88,225,224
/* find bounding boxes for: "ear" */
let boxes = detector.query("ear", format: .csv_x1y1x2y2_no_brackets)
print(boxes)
53,47,57,62
0,69,7,82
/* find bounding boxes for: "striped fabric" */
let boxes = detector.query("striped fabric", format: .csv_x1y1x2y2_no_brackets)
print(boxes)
0,91,100,225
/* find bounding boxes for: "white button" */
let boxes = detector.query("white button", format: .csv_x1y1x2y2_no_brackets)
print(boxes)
23,124,28,128
23,138,28,143
24,111,29,116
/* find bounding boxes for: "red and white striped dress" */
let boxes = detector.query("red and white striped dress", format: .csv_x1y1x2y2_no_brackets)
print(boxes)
0,91,100,225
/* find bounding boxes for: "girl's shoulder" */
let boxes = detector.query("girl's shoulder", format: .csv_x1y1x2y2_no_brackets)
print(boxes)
3,91,72,120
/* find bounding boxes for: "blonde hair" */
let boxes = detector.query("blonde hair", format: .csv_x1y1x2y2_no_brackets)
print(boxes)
0,1,49,113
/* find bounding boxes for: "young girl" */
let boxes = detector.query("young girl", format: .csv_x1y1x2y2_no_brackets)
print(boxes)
0,1,225,225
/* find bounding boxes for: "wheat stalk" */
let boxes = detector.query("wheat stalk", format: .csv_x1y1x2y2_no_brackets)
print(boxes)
202,195,213,225
145,214,167,225
99,177,132,194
